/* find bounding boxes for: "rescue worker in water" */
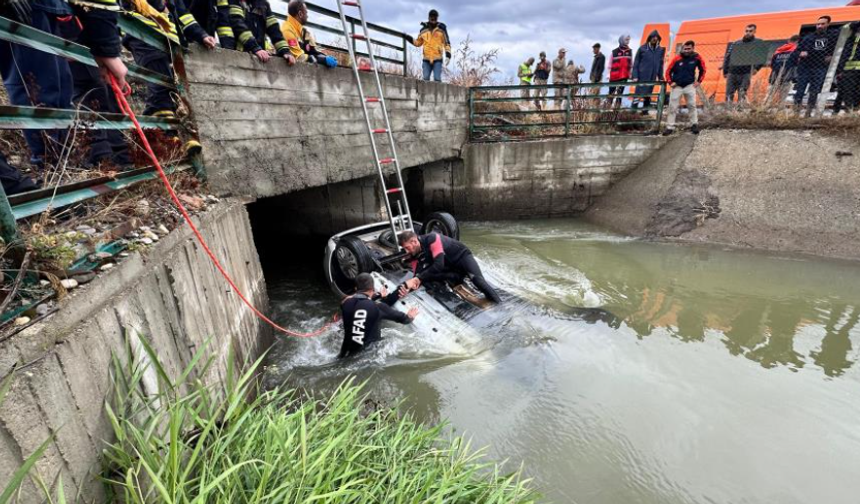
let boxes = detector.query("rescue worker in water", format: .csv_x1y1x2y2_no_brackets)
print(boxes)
398,231,502,304
339,273,418,358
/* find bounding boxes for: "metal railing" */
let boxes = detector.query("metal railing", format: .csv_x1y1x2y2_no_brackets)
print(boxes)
0,3,412,245
469,81,668,142
291,2,410,76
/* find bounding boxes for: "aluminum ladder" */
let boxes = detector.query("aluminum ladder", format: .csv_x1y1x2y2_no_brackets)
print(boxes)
334,0,413,245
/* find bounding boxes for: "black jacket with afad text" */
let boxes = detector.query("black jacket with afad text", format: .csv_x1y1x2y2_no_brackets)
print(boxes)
339,292,410,358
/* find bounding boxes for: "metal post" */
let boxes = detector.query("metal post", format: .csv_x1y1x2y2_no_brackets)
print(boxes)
402,35,408,77
655,82,666,133
818,24,852,114
564,85,572,137
0,183,19,245
468,88,474,141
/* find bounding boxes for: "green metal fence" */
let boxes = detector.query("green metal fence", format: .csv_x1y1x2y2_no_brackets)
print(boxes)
469,81,668,142
282,2,410,76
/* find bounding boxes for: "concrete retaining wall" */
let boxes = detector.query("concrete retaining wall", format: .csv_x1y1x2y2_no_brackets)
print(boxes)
419,136,669,219
184,48,468,200
0,202,271,502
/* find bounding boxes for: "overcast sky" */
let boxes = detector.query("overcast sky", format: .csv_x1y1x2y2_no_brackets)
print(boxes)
278,0,845,80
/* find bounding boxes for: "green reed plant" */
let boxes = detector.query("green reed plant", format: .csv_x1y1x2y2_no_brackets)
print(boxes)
102,336,538,504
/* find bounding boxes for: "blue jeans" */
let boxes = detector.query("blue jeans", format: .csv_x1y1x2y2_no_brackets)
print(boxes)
794,67,828,108
0,6,73,166
422,59,442,82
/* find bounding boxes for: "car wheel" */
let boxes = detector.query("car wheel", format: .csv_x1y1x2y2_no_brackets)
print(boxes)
335,236,375,281
421,212,459,240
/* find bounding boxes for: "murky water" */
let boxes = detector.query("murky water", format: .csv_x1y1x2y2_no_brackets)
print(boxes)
263,220,860,504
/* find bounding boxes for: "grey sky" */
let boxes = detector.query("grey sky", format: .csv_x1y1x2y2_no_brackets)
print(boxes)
279,0,846,80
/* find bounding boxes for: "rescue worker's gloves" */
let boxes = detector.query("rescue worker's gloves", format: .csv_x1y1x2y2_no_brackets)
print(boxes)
324,55,338,68
445,51,451,60
404,34,414,44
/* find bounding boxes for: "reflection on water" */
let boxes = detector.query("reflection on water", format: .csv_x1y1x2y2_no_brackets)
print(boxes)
264,220,860,504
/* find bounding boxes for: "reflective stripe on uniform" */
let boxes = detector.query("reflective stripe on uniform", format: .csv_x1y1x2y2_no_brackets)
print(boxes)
217,26,234,37
229,6,244,16
152,110,176,117
846,37,860,71
179,14,197,26
266,16,279,28
274,40,288,51
216,0,228,5
238,31,253,44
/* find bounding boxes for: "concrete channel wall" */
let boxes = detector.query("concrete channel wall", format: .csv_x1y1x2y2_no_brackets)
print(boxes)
184,48,468,200
419,136,669,220
0,202,271,502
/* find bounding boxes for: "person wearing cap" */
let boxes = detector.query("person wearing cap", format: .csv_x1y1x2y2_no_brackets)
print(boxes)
405,9,451,82
590,43,606,96
533,51,552,110
552,48,567,108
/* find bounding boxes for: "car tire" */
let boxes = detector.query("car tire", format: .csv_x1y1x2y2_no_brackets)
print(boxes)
421,212,460,240
335,236,375,281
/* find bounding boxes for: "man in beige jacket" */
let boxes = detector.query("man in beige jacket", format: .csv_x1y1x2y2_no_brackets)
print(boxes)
552,48,567,108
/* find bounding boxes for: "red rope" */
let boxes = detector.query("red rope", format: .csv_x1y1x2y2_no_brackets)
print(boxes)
108,76,338,338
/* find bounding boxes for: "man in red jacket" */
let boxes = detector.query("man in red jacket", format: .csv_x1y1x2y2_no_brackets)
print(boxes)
608,34,633,108
663,41,706,135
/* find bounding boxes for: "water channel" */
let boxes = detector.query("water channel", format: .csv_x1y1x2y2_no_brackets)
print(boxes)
262,220,860,504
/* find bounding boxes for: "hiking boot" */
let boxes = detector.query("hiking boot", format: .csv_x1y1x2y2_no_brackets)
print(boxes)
691,124,700,135
662,128,674,136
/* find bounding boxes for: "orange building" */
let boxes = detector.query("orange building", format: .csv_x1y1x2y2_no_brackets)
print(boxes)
643,4,860,101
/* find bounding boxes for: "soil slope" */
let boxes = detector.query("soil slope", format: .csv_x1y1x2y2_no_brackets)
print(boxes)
586,129,860,261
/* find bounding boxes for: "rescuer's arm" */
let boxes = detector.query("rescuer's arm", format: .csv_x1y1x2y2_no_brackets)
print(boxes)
378,304,417,324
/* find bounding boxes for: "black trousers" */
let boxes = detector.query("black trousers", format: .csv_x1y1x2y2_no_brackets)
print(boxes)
124,36,176,116
423,253,502,303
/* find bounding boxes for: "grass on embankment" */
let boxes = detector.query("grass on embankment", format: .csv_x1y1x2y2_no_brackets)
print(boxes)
101,337,538,503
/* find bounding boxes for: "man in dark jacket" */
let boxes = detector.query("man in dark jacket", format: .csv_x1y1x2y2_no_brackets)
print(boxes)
632,29,665,112
723,24,764,103
663,40,706,135
399,231,502,303
608,35,633,108
794,15,840,116
590,43,605,96
768,35,800,102
339,273,418,358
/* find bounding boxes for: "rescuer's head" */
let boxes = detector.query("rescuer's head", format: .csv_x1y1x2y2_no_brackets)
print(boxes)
428,9,439,27
398,231,422,256
817,16,832,34
288,0,308,25
682,41,695,56
355,273,375,295
744,24,757,41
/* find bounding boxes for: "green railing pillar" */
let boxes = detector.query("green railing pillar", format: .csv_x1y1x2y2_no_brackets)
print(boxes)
0,183,20,245
564,85,572,137
468,88,475,141
655,82,666,133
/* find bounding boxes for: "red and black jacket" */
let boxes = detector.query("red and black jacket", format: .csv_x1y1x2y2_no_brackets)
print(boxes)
666,52,706,87
409,233,470,282
609,46,633,82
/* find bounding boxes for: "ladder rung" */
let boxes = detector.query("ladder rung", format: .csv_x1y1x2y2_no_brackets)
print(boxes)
372,128,387,134
342,0,360,5
387,188,402,194
351,34,367,40
366,97,380,103
378,158,394,165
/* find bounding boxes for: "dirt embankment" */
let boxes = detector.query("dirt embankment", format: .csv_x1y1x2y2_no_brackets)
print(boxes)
586,129,860,261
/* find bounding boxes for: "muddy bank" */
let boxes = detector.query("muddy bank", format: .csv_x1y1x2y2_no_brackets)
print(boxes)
586,129,860,261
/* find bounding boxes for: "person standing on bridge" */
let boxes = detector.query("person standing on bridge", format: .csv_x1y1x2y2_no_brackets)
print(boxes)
533,51,552,110
631,29,665,114
590,43,606,96
663,40,706,136
280,1,337,67
835,22,860,113
608,35,633,108
405,9,451,82
399,231,502,304
228,0,295,64
722,24,763,104
518,57,535,100
793,15,839,116
339,273,418,359
552,48,567,109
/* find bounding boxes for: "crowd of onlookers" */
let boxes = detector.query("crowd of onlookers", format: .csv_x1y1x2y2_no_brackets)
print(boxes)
514,14,860,134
